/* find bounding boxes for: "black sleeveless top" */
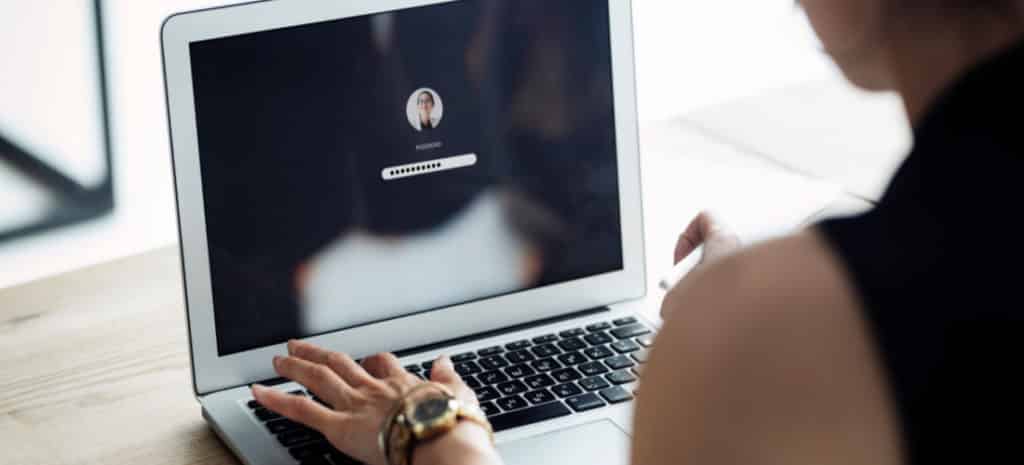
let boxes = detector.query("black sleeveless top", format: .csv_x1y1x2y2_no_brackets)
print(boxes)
819,40,1024,463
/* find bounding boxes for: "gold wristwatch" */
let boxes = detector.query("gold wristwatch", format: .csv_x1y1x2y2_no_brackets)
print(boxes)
379,383,493,465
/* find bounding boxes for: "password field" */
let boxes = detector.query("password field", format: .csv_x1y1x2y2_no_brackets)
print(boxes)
381,154,477,180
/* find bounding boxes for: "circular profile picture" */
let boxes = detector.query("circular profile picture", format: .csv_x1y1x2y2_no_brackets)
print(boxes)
406,88,444,132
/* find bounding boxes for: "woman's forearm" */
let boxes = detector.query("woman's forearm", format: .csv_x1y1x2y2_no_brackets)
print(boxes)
412,422,504,465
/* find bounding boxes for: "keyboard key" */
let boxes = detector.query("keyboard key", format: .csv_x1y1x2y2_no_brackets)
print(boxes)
611,339,641,353
455,361,483,376
247,399,262,409
474,386,501,402
604,355,635,370
531,344,560,358
479,401,500,416
289,441,331,460
531,358,563,372
464,375,482,389
506,340,532,351
584,332,614,346
505,364,536,379
478,346,505,357
565,393,606,412
606,370,637,385
551,383,584,398
452,352,478,362
497,380,529,396
557,352,587,366
278,428,323,447
580,376,611,391
524,373,557,389
613,316,638,326
289,390,307,396
421,361,434,370
559,328,586,338
611,324,651,340
584,346,615,360
578,361,610,376
636,335,655,347
404,364,422,373
254,407,281,422
489,401,572,432
586,322,612,332
557,338,587,352
506,350,535,364
631,349,650,364
599,386,634,404
266,418,302,434
478,370,510,385
532,334,559,344
479,355,510,370
524,389,557,405
551,367,583,383
496,395,529,412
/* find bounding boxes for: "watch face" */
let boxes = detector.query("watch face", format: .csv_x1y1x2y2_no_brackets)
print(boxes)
413,397,451,423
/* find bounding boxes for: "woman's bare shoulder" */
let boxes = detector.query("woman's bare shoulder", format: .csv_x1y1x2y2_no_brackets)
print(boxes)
663,229,862,318
640,230,902,465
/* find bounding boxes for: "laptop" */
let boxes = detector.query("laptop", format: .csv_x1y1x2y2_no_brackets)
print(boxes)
161,1,653,464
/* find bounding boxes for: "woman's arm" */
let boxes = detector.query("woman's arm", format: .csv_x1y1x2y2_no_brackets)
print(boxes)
634,230,903,465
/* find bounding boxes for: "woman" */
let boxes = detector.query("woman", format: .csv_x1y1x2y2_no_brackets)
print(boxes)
252,1,1024,464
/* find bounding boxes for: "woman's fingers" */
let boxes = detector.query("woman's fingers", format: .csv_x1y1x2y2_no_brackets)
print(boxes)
361,352,406,379
674,211,740,265
273,355,351,408
324,351,377,388
674,211,713,264
430,355,477,405
288,339,333,365
252,384,338,432
286,339,376,389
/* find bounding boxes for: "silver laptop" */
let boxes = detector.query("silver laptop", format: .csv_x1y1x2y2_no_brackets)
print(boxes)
161,1,652,464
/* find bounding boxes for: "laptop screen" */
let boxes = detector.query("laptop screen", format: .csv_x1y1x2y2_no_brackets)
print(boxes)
189,0,623,356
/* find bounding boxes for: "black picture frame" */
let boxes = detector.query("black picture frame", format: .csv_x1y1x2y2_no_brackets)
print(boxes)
0,0,114,243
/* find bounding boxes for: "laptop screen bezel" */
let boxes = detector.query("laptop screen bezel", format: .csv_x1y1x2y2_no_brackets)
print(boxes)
161,0,645,396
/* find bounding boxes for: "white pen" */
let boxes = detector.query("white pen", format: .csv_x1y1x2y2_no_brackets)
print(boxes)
658,245,704,291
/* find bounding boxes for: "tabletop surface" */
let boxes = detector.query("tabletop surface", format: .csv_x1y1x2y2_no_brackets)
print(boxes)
0,246,233,465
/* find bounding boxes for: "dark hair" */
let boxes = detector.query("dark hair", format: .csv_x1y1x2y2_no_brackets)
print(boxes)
418,90,435,104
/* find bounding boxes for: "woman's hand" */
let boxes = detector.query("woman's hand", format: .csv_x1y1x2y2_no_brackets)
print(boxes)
663,212,742,318
673,211,742,266
251,340,494,465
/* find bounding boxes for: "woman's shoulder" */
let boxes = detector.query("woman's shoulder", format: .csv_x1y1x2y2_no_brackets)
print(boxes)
664,229,862,319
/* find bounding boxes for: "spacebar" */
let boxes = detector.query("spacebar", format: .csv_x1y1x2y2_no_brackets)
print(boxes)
489,402,572,432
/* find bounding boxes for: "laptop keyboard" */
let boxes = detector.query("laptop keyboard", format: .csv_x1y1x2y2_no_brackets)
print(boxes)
243,315,654,465
406,316,652,432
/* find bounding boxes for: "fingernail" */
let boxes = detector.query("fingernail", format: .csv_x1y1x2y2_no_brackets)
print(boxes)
273,355,283,368
437,355,453,367
251,384,265,395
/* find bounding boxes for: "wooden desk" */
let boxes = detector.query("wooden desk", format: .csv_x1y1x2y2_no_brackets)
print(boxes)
0,247,237,465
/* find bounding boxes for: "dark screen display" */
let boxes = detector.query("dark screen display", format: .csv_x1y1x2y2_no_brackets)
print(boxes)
189,0,623,355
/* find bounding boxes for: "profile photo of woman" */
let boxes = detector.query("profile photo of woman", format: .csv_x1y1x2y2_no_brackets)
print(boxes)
407,88,443,131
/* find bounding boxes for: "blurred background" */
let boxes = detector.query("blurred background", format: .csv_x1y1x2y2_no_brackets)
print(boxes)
0,0,909,289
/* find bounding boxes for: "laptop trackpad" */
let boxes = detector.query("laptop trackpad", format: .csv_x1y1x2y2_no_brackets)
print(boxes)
498,420,630,465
